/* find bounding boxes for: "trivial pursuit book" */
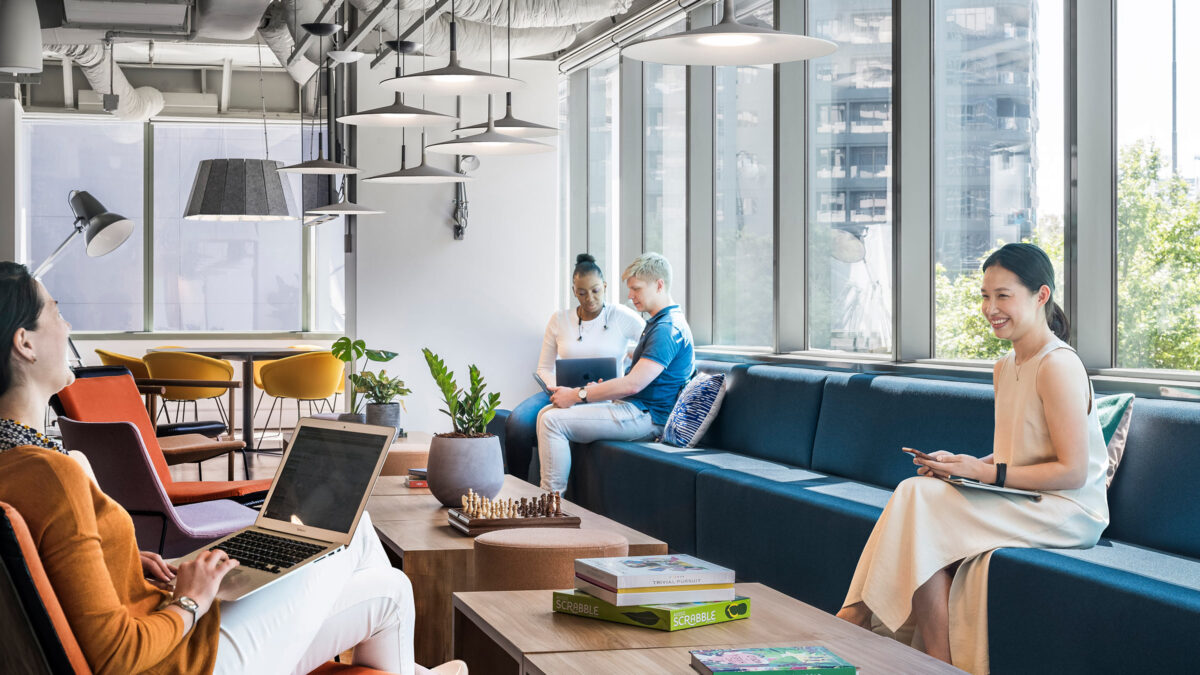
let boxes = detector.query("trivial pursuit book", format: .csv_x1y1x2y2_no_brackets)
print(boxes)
573,554,735,589
689,646,857,674
551,589,750,631
573,576,735,606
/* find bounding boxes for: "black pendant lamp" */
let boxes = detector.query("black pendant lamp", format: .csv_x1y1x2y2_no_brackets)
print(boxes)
279,23,361,175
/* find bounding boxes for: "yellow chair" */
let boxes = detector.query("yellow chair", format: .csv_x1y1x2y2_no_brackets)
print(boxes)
142,351,235,426
258,351,344,447
94,349,150,379
251,344,341,419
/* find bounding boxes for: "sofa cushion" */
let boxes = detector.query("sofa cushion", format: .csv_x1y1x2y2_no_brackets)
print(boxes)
663,372,727,448
811,373,995,489
988,543,1200,673
1105,398,1200,559
695,468,891,613
697,365,829,467
1095,393,1134,487
569,440,728,554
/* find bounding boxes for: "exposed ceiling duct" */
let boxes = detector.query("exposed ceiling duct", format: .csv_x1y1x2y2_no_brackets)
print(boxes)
42,44,166,121
258,2,319,85
387,0,630,28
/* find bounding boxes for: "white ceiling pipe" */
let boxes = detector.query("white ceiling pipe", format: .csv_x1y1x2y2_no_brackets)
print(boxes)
361,9,575,63
43,44,166,121
356,0,630,29
258,1,320,84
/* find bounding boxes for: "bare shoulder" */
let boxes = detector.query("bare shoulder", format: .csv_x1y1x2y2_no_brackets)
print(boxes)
1036,348,1089,397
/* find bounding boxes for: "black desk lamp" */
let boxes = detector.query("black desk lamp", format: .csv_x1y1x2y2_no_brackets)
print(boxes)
32,190,135,279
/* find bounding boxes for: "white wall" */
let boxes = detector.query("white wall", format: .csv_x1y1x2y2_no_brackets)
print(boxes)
353,59,562,435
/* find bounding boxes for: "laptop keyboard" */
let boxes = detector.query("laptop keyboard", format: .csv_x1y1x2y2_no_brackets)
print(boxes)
211,530,328,574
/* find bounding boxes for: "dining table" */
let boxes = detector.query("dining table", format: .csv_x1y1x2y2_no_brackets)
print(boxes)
147,346,328,453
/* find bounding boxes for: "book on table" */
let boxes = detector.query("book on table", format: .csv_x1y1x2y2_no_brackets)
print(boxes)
689,646,857,674
574,553,735,606
552,589,750,631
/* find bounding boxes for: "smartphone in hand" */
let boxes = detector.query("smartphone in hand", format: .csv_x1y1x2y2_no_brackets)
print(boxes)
902,447,939,462
533,372,552,396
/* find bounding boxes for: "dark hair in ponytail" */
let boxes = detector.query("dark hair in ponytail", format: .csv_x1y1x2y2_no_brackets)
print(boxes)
0,262,43,397
573,253,603,281
982,243,1069,342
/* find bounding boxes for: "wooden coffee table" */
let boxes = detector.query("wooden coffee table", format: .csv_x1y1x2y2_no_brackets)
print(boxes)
452,584,965,674
370,475,667,666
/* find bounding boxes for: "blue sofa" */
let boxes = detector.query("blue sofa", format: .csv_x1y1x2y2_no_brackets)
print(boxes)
507,360,1200,673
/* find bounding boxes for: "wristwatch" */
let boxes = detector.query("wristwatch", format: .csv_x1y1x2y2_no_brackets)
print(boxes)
170,596,199,624
577,386,588,402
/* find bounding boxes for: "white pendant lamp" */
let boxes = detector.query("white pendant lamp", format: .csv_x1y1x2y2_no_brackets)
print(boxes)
280,23,361,175
621,0,837,66
336,13,457,128
307,177,384,216
427,103,551,155
454,1,556,138
0,0,42,74
364,128,471,184
381,0,523,97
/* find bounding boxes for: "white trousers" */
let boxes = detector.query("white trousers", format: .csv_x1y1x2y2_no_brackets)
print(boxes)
213,511,416,675
536,401,657,493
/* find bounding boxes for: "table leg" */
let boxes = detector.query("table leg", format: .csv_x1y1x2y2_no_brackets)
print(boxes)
453,605,521,674
242,358,256,452
227,388,237,480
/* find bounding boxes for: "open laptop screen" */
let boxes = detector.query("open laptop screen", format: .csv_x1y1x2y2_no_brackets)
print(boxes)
260,426,391,533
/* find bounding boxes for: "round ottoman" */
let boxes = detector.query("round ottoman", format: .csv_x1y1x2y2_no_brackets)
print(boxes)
473,528,628,591
379,431,433,477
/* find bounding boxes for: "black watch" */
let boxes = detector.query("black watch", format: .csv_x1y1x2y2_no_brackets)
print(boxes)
993,462,1008,487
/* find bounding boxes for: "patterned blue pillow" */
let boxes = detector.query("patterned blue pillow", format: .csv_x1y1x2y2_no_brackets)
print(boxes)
662,373,727,448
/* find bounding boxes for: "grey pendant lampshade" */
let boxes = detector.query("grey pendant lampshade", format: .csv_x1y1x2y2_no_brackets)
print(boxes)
184,159,298,221
0,0,42,74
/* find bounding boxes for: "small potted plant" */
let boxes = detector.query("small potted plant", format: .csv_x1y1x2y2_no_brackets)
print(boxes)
331,336,398,423
422,348,503,507
350,370,411,436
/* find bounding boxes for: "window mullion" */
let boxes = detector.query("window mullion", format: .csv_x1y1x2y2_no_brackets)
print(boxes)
687,7,715,346
143,121,154,332
777,0,806,353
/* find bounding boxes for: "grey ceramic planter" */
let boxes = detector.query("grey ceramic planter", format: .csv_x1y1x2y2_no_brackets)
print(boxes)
337,412,366,423
426,434,504,507
365,402,401,433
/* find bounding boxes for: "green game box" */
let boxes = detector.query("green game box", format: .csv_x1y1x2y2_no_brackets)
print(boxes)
551,589,750,631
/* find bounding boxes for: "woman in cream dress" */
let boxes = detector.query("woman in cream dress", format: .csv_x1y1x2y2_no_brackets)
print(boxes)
837,244,1109,674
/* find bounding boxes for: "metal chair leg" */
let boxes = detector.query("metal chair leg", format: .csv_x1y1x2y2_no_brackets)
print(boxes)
197,460,203,481
214,396,228,427
258,396,279,448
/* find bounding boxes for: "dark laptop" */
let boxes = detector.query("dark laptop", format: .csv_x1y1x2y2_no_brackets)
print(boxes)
555,357,620,389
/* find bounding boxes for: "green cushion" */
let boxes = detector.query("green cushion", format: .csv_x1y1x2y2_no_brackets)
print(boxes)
1096,393,1135,487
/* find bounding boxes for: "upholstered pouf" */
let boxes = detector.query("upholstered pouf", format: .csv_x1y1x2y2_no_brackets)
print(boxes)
473,528,628,591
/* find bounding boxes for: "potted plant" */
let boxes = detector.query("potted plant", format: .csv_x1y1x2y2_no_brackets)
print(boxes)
350,369,411,436
331,336,398,424
422,348,503,507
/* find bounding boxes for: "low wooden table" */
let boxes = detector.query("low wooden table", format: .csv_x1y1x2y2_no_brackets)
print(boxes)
453,584,965,674
371,475,667,666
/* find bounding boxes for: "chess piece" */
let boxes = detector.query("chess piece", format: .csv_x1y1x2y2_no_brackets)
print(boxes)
554,491,562,516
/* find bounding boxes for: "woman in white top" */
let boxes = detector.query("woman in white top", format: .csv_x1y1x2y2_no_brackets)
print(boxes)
837,243,1109,674
506,254,645,483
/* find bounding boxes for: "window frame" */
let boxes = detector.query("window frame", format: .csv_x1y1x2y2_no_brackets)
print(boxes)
22,112,341,339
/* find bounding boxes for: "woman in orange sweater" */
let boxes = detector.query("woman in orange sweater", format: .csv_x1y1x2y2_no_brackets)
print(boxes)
0,262,462,675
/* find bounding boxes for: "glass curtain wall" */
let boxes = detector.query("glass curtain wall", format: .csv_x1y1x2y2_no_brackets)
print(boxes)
713,0,775,347
1115,0,1200,371
807,1,894,354
932,0,1066,359
152,122,304,331
22,119,145,330
643,19,689,312
587,56,621,300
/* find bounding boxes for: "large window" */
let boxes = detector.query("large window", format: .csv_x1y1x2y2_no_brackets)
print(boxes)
807,0,894,354
933,0,1066,360
21,116,341,333
23,119,145,331
153,122,303,331
587,56,620,299
643,20,688,311
1115,0,1200,371
713,0,775,347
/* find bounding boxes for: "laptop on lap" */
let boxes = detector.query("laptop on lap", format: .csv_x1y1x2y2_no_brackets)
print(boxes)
176,418,397,601
555,357,620,389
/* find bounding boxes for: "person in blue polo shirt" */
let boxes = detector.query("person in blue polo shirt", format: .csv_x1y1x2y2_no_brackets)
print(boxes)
537,253,694,493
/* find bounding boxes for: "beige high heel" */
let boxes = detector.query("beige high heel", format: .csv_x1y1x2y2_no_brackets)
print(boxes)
429,660,467,675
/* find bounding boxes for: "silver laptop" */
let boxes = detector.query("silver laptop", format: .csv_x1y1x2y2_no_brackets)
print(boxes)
177,418,396,601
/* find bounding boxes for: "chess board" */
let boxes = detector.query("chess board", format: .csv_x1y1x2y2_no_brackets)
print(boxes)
447,508,582,537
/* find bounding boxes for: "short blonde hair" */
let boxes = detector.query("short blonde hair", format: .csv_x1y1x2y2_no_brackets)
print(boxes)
622,253,672,291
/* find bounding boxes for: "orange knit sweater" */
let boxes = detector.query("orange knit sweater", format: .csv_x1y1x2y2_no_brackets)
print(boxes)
0,446,220,674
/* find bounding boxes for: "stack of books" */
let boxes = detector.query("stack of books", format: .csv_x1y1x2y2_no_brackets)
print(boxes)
689,646,857,674
573,554,735,606
405,467,427,488
552,589,750,631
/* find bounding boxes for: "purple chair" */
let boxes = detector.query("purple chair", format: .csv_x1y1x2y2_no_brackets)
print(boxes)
57,417,257,557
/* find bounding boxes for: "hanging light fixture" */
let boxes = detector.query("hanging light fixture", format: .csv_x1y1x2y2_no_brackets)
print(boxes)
364,3,470,184
621,0,837,66
183,37,298,221
307,176,385,219
0,0,42,74
336,4,457,128
428,0,551,156
454,0,556,138
279,23,361,175
381,0,523,97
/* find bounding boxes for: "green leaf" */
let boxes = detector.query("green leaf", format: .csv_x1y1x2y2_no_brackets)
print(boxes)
365,349,398,363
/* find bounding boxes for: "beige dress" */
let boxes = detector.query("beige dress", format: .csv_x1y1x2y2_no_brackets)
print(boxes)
842,337,1109,674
